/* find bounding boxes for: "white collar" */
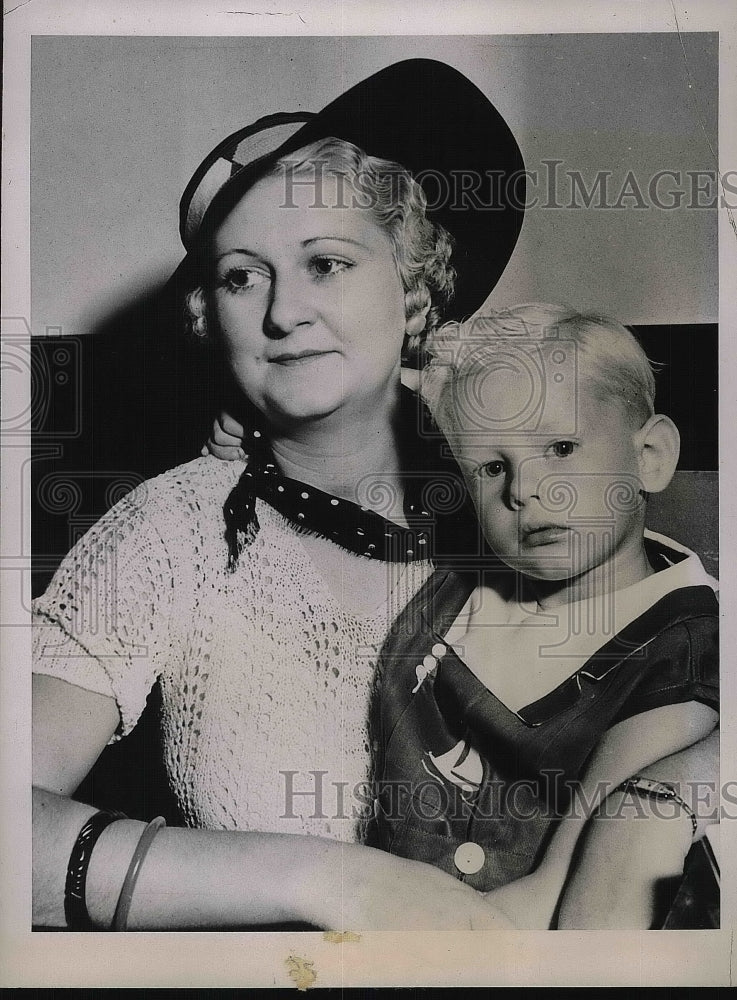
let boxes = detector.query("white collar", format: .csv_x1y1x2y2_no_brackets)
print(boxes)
446,531,717,654
444,531,717,714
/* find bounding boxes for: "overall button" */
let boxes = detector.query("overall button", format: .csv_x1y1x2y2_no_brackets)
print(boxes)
454,841,485,875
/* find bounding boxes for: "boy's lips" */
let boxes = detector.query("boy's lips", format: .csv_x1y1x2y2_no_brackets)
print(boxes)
520,524,570,547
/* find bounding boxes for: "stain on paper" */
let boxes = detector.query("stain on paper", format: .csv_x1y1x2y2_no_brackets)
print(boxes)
323,930,361,943
285,955,317,991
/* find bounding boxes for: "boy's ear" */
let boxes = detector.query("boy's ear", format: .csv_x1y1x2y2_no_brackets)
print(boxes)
635,414,680,494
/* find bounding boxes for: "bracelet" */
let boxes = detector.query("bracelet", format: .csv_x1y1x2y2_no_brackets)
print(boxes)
64,810,127,931
111,816,166,931
617,777,698,839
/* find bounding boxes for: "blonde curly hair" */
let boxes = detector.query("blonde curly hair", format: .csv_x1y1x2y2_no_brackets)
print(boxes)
184,137,456,351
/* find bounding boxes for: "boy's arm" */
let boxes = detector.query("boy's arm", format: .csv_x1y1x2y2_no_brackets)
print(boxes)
484,700,717,928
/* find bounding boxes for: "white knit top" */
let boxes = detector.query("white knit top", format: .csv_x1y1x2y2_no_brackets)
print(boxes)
33,457,433,841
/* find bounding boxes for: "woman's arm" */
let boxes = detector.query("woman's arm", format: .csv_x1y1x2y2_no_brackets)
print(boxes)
204,371,421,461
556,728,719,928
33,676,512,931
484,701,718,928
202,410,246,461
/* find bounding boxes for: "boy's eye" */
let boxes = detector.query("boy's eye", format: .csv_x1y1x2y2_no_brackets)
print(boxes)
311,256,352,278
480,460,506,478
220,267,270,292
549,440,577,458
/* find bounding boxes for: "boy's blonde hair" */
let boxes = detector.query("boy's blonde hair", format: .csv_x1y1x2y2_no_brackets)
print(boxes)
421,303,659,432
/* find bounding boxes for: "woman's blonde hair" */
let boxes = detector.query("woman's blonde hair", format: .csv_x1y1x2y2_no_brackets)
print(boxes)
184,137,456,350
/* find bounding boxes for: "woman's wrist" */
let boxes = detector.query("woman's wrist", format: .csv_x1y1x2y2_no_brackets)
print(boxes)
85,818,149,928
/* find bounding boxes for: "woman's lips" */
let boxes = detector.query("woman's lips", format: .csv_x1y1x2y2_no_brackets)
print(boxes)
269,349,336,366
521,525,570,547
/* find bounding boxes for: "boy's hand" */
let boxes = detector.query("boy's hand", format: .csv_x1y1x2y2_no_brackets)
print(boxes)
201,411,247,462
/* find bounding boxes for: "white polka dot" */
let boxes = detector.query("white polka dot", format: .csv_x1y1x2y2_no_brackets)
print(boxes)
253,430,261,438
297,512,305,520
277,485,285,492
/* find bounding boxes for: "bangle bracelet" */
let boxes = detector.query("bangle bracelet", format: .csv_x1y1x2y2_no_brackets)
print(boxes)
64,810,127,931
112,816,166,931
617,777,698,839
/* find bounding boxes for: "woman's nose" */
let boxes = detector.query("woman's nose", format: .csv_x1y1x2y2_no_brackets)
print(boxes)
264,273,315,338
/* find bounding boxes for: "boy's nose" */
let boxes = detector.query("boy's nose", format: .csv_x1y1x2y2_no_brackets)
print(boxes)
508,457,543,508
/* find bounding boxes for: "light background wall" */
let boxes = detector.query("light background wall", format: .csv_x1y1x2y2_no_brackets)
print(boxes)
31,32,717,337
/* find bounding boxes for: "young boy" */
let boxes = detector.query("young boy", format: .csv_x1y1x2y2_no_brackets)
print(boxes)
370,304,718,927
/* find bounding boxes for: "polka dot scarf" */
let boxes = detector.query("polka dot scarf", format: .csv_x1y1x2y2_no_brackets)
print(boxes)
222,389,479,569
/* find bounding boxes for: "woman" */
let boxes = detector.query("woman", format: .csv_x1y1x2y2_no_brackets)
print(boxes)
32,59,716,931
33,58,525,931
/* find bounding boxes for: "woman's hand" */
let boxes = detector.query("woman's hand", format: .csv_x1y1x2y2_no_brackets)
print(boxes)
556,730,720,929
299,844,515,931
201,410,247,461
555,792,696,929
483,869,559,930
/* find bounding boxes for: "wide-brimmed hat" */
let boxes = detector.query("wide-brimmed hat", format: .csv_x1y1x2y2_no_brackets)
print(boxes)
179,58,525,320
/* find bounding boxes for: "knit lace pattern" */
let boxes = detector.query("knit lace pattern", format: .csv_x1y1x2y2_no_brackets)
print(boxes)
33,456,433,841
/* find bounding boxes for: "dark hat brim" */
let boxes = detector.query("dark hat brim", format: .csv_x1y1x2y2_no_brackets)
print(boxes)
177,59,525,321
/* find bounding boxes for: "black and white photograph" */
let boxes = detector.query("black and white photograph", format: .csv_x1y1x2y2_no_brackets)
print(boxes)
2,0,735,989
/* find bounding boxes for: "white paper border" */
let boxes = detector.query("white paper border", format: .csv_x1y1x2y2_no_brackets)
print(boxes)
2,0,735,988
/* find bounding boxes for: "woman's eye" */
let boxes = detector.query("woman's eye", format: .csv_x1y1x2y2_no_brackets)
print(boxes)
311,256,352,278
549,440,577,458
221,267,270,292
480,460,505,478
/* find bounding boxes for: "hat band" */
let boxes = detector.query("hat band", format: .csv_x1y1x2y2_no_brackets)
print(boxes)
184,118,310,248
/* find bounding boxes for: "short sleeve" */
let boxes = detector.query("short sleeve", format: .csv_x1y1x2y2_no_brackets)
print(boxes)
614,614,719,725
32,486,176,739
